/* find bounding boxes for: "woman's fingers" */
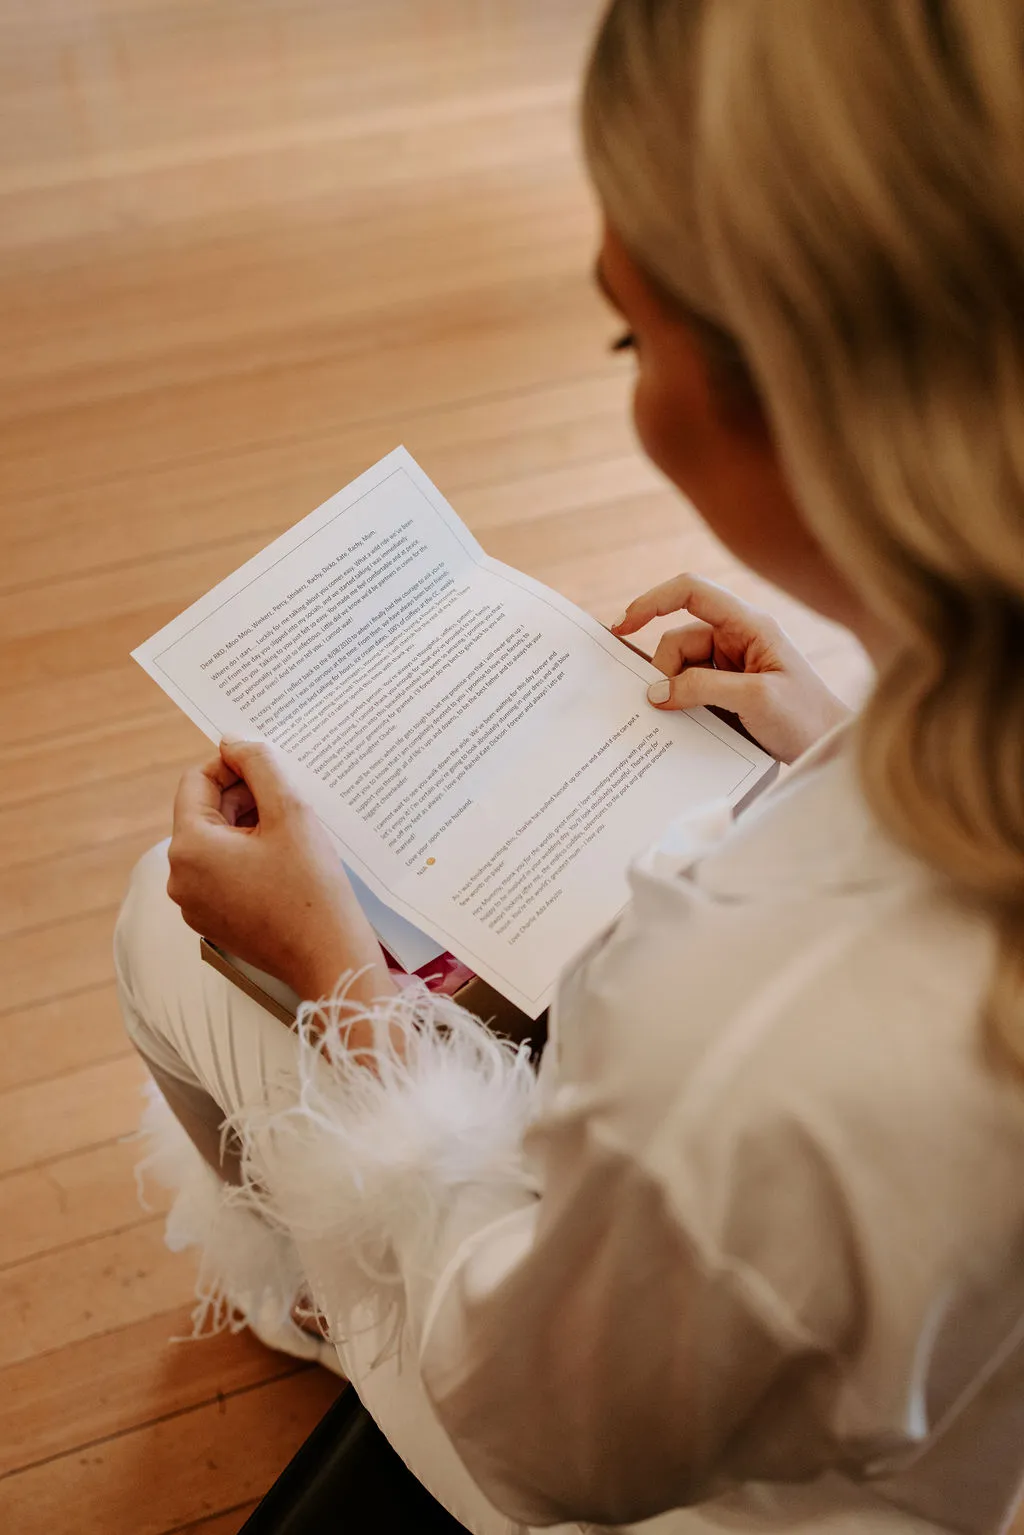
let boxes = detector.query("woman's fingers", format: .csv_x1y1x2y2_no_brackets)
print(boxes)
219,737,297,823
613,572,762,637
646,664,761,714
172,740,303,852
220,779,258,827
172,761,232,836
613,577,849,762
651,621,715,676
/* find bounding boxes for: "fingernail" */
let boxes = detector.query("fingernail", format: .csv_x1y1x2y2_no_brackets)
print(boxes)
612,611,628,630
647,679,671,704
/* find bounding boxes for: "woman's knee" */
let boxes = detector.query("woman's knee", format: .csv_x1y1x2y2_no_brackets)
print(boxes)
114,840,171,988
114,837,196,1065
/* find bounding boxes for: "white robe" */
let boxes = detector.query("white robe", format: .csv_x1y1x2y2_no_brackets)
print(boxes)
119,726,1024,1535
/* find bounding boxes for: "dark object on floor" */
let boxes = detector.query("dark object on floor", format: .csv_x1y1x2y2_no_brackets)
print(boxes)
239,1383,472,1534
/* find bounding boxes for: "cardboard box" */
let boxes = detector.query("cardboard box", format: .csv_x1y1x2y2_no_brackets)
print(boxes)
200,937,541,1047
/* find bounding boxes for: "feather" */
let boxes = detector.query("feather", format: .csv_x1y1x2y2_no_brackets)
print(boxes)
133,981,540,1358
228,979,541,1354
135,1079,307,1340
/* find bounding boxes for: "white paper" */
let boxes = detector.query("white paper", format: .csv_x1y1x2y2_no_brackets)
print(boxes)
339,860,445,973
134,448,773,1016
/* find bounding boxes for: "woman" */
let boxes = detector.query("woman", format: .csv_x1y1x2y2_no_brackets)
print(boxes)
115,1,1024,1530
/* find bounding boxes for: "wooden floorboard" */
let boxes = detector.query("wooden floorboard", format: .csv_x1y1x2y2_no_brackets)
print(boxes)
0,1370,340,1535
0,1,872,1529
0,1052,150,1178
171,1502,260,1535
0,1138,171,1271
0,1310,301,1481
0,984,129,1095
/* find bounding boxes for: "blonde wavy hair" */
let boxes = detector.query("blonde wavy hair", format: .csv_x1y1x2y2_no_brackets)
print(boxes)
584,0,1024,1068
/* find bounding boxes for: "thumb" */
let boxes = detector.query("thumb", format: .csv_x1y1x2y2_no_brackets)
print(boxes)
219,737,296,822
646,666,760,715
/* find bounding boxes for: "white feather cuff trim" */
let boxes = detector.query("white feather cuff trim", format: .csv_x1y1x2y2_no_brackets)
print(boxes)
136,1080,307,1341
229,980,542,1354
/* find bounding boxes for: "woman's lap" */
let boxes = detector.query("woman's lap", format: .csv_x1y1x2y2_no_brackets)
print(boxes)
114,840,525,1535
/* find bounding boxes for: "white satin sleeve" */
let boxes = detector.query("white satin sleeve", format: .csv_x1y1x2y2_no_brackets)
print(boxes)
414,870,863,1526
234,841,864,1528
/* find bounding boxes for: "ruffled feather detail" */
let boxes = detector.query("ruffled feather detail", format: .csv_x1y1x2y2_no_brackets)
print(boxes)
227,978,542,1356
135,1079,308,1343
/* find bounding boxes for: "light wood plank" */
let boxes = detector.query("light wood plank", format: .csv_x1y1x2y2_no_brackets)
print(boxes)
0,88,577,265
0,459,657,697
0,373,630,591
173,1502,259,1535
487,490,684,581
0,907,120,1016
3,178,594,417
0,1053,145,1175
0,1138,168,1270
0,665,161,750
0,272,606,553
0,1219,195,1368
0,1309,300,1479
0,713,195,811
0,1370,340,1535
0,834,166,940
0,985,130,1095
0,764,179,872
0,372,627,561
0,479,679,724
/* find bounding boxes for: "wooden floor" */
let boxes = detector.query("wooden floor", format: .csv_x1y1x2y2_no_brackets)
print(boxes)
0,3,867,1532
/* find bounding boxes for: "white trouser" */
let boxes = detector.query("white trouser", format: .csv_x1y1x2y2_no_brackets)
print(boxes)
114,840,528,1535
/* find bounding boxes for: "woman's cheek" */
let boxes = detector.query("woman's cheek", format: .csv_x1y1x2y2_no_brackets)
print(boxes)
631,370,669,474
632,367,701,501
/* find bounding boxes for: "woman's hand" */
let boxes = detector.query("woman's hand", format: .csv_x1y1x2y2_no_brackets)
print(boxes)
613,574,851,764
168,738,395,1003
